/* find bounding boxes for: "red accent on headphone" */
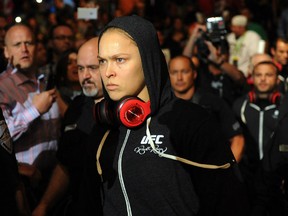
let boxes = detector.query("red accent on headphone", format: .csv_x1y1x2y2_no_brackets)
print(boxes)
270,91,281,104
248,91,281,104
117,97,151,128
94,97,151,128
248,91,257,103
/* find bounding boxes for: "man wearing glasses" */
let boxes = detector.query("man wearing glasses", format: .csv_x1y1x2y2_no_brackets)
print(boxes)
39,24,75,79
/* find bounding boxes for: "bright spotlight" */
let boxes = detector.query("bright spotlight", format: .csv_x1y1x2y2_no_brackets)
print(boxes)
15,16,22,23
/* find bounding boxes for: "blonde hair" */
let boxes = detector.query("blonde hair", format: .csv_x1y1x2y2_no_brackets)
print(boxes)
103,27,137,46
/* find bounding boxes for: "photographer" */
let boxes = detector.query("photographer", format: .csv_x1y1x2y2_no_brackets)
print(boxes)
183,21,248,106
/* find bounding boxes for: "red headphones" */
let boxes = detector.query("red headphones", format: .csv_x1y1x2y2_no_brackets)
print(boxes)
94,96,151,128
248,91,281,104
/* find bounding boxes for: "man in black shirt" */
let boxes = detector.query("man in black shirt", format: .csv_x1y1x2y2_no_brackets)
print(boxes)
33,37,104,216
169,55,244,162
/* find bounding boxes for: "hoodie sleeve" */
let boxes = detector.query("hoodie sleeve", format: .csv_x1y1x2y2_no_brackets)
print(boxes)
164,100,250,216
188,114,250,216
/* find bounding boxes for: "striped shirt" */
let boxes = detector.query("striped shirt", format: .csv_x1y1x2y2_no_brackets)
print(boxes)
0,68,61,168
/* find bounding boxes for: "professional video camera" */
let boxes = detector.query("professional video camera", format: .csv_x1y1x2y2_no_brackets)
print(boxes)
196,17,228,62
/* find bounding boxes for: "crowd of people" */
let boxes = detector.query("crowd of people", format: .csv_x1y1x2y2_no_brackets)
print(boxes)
1,0,288,215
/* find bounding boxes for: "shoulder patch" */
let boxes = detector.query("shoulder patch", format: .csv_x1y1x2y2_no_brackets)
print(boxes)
64,124,77,132
279,144,288,152
0,120,13,154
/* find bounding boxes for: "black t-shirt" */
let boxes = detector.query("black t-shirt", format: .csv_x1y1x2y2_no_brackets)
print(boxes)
196,63,248,107
191,89,242,141
56,95,104,215
57,95,89,184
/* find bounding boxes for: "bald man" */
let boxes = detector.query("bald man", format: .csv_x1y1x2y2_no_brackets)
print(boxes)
33,37,104,216
0,23,61,210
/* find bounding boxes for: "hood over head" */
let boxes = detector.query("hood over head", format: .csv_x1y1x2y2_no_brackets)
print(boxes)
98,15,173,115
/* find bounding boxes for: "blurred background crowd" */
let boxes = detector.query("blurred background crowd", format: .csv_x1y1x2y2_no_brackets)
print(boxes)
0,0,286,57
2,0,288,215
0,0,287,75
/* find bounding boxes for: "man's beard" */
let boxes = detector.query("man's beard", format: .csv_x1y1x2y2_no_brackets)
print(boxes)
82,86,99,97
81,78,100,97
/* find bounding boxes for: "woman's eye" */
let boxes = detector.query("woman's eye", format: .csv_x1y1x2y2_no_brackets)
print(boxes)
99,59,105,64
116,58,124,63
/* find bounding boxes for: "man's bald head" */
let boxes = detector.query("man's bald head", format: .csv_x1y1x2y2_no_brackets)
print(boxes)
249,53,272,75
4,24,36,72
78,37,99,54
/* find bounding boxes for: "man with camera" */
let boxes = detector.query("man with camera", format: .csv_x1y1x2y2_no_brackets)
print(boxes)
183,21,248,107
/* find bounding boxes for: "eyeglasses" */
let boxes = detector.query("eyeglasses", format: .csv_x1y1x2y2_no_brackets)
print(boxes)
53,35,74,41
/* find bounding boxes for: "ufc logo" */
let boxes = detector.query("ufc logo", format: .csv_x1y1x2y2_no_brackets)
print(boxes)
140,135,164,144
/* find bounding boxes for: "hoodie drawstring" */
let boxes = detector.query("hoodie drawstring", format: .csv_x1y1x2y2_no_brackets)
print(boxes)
146,117,231,169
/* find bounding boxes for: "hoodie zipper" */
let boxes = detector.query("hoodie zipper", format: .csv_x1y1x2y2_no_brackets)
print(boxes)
258,104,277,159
247,103,277,160
118,129,132,216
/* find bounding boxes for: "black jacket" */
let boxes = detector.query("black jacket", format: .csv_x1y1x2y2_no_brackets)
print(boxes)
233,94,282,170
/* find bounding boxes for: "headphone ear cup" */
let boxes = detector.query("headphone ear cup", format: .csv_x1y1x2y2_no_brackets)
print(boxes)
270,91,281,104
117,97,151,128
248,91,256,103
94,100,115,126
248,91,282,104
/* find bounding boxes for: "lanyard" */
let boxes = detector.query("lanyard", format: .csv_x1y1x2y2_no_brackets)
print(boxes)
232,33,246,57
